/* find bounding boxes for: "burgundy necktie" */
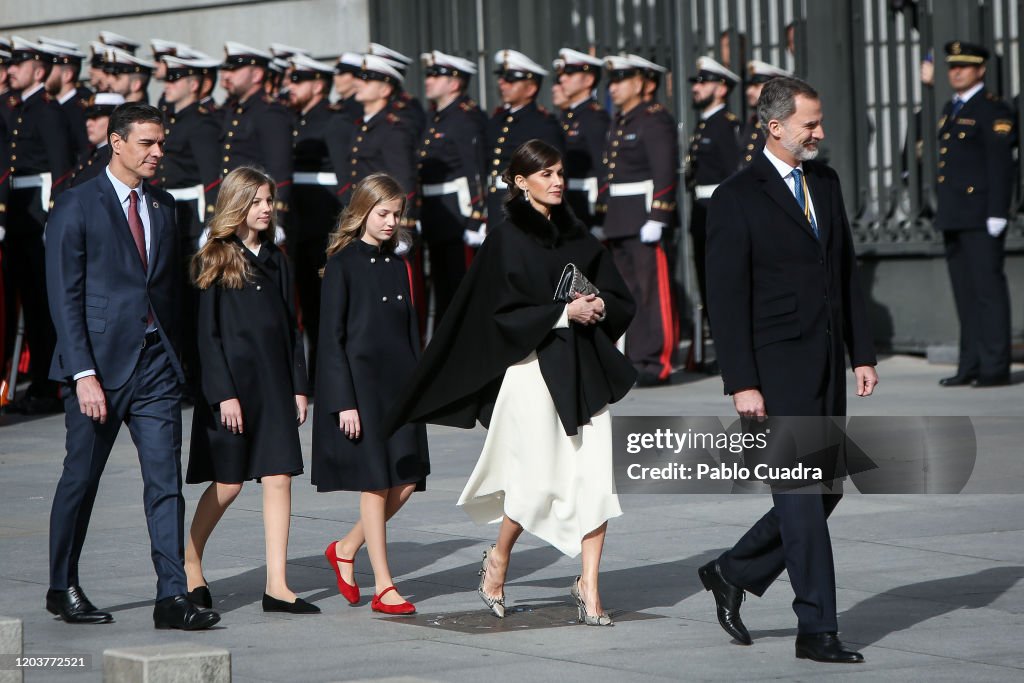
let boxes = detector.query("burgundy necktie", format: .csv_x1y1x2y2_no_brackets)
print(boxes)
127,189,148,271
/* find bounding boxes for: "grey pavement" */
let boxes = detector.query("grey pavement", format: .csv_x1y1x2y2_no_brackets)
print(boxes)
1,354,1022,682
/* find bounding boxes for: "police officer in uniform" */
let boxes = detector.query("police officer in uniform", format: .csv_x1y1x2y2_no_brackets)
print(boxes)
484,49,563,230
739,59,791,168
596,56,679,386
219,42,294,241
4,38,74,413
68,93,123,188
417,50,486,324
39,39,91,159
552,48,608,230
685,56,741,314
935,41,1015,388
288,54,349,382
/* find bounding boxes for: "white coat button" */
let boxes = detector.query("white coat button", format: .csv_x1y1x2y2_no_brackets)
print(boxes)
385,257,390,262
382,296,388,302
256,285,262,290
370,257,376,263
397,294,403,300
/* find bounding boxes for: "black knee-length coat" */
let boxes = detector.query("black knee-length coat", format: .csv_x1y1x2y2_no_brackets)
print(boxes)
186,237,309,484
311,239,429,492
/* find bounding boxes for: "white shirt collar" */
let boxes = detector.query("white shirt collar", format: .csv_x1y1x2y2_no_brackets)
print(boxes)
762,145,802,179
955,82,984,104
20,83,46,101
57,89,77,105
701,103,725,120
105,166,145,205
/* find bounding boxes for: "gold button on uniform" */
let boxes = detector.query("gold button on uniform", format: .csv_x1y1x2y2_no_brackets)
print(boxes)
966,186,974,193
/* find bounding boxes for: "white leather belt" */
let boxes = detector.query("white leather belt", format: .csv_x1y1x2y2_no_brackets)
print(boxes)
166,184,206,223
12,172,52,214
293,171,339,186
489,176,508,190
609,179,653,212
567,177,599,214
421,176,472,218
694,184,719,200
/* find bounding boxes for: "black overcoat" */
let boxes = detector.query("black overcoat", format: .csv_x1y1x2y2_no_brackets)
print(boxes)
311,240,429,492
186,238,309,484
705,152,876,417
385,198,637,437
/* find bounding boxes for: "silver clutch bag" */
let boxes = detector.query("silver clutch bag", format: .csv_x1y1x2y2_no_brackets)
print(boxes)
553,263,599,302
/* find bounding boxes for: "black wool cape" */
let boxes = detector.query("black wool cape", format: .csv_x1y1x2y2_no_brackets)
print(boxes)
385,197,637,437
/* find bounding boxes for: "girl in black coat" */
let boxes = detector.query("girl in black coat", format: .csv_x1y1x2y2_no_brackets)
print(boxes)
313,173,429,615
184,167,318,615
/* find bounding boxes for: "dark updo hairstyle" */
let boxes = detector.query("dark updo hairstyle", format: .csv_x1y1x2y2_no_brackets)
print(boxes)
502,139,562,205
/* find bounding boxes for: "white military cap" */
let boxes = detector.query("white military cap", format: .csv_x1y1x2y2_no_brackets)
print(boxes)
359,53,404,84
747,59,791,83
8,37,52,63
161,55,211,80
604,54,643,81
335,51,363,75
99,30,140,52
689,55,740,85
269,42,310,59
84,92,126,117
103,47,155,73
150,39,190,59
555,48,604,73
39,36,80,51
368,42,412,67
290,53,335,80
420,50,477,78
222,41,273,69
493,49,548,80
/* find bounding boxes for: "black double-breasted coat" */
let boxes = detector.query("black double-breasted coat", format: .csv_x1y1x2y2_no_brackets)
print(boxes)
186,238,309,484
311,239,429,492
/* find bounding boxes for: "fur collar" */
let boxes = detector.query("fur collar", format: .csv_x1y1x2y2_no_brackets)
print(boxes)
503,195,587,248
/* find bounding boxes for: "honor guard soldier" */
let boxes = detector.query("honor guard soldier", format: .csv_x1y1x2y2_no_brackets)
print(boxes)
4,38,75,413
288,53,349,380
740,60,791,168
38,38,91,159
270,43,309,103
68,93,123,188
627,53,668,103
553,48,609,229
1,38,14,126
177,48,220,111
150,39,190,85
86,42,108,92
219,42,294,241
103,48,154,104
935,41,1015,388
333,52,363,123
418,50,486,324
368,42,426,137
0,43,8,239
485,49,564,229
685,56,741,313
595,55,679,386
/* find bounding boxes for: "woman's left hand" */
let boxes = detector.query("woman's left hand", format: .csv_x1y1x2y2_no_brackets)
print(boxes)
568,293,605,325
295,394,308,426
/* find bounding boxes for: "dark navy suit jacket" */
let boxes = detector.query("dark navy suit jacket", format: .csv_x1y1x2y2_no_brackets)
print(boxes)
46,170,183,390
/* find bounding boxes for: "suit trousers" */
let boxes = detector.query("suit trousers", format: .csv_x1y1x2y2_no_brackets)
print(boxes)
608,236,677,380
49,338,187,599
718,491,843,635
942,229,1011,379
689,198,709,312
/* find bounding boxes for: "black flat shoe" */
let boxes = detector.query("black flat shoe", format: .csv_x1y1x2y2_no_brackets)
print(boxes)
187,585,212,609
153,595,220,630
262,593,320,614
45,586,113,624
795,632,864,663
698,560,751,645
939,373,976,387
972,375,1010,388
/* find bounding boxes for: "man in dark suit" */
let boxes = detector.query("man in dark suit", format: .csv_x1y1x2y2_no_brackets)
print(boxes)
934,41,1015,388
45,102,220,630
701,77,877,663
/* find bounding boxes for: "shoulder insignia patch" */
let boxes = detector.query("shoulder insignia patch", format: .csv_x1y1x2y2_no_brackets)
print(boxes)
646,103,664,114
386,112,401,125
725,111,738,121
993,119,1013,134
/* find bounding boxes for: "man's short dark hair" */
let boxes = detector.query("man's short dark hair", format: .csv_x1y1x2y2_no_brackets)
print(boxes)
757,76,818,129
107,102,164,143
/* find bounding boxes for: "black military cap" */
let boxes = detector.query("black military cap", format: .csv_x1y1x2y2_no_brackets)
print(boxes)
945,40,989,66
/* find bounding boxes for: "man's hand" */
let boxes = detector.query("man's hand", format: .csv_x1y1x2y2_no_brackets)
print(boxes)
295,394,308,426
567,293,605,325
854,365,878,397
732,387,766,419
338,409,361,440
220,398,244,434
76,376,107,424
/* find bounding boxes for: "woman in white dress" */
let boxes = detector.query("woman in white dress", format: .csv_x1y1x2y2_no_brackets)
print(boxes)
385,140,636,625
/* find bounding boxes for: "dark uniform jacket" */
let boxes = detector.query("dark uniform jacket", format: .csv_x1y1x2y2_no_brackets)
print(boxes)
155,101,221,218
343,109,417,216
559,97,610,226
59,86,92,161
934,89,1015,230
484,100,564,224
596,102,678,239
418,94,487,240
739,115,766,168
220,93,295,222
389,90,426,139
68,144,111,189
706,153,876,417
292,98,349,231
334,95,361,124
685,106,741,191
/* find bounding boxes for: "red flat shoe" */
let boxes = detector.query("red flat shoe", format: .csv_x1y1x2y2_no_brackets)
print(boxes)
371,586,415,615
325,542,359,605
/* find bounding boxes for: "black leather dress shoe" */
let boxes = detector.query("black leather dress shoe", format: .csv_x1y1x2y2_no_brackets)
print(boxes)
46,586,113,624
973,375,1011,388
262,593,321,614
186,585,213,609
939,373,977,387
698,560,751,645
795,632,864,663
153,595,221,630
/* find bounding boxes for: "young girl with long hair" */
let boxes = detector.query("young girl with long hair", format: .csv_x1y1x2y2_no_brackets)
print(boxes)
185,166,318,614
313,172,429,615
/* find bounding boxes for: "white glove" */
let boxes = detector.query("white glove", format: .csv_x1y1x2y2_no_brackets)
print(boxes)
394,238,411,256
986,217,1007,237
197,227,211,249
639,220,664,244
414,220,422,234
463,225,487,247
0,226,5,242
590,226,607,241
274,226,286,245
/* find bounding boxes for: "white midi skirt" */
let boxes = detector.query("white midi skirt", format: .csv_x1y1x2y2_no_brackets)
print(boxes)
457,351,622,557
